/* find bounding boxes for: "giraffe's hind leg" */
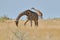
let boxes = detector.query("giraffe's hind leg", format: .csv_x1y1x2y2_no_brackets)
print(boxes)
34,20,38,26
30,20,32,26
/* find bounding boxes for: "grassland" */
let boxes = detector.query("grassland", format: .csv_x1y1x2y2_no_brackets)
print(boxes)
0,18,60,40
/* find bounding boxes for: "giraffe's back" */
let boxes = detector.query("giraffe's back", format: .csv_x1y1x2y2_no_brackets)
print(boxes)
26,10,38,20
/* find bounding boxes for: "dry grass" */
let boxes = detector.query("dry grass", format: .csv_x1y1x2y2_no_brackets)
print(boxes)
0,19,60,40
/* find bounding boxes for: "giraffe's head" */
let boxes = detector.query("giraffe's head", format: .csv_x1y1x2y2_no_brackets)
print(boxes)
15,20,18,27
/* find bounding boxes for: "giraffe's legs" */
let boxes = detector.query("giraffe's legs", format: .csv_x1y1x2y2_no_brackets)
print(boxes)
24,20,29,25
34,20,38,26
24,19,32,26
30,20,32,26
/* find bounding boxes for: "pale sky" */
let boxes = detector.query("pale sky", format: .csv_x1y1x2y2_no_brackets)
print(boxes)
0,0,60,20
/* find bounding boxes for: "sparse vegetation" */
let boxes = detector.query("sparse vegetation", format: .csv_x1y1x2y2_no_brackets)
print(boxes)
0,18,60,40
0,15,11,22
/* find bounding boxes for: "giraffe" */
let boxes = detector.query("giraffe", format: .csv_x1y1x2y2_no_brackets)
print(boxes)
31,7,43,19
15,10,38,27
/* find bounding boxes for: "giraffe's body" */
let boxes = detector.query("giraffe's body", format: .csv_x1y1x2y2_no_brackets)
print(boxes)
15,10,38,26
31,8,43,19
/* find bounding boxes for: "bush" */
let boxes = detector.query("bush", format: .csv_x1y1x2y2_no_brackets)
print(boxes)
0,15,11,22
1,15,10,20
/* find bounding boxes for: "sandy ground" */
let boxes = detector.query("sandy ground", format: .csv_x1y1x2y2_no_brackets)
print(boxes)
0,19,60,40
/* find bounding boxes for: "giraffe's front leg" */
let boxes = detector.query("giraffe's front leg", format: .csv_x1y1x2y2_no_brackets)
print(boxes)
24,20,29,25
